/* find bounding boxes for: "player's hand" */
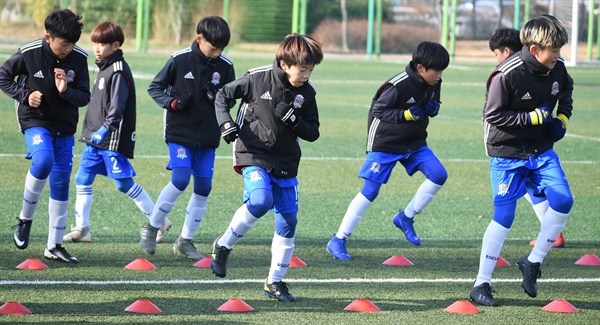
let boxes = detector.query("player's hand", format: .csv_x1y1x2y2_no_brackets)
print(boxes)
91,126,110,145
28,90,43,108
548,113,568,142
528,103,552,125
203,82,219,103
404,106,425,122
169,94,192,112
424,99,439,117
274,102,299,128
54,68,68,93
220,121,239,144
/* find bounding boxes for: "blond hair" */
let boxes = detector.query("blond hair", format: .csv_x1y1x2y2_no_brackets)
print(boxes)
520,14,568,49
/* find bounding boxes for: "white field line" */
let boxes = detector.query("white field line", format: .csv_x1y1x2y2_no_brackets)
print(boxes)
1,278,599,286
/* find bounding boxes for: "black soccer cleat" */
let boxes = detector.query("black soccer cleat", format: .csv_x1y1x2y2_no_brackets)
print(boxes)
210,237,231,278
264,280,297,302
44,244,79,263
470,283,499,306
13,218,33,250
517,254,542,297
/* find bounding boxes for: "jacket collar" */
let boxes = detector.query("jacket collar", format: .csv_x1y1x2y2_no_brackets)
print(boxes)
520,45,552,76
192,40,214,65
272,59,289,89
406,61,428,89
95,49,123,70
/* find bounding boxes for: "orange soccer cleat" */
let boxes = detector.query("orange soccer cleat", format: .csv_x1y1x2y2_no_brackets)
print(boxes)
530,232,565,248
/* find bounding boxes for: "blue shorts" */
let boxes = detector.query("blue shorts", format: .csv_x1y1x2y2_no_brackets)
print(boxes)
77,144,136,179
358,146,439,184
24,127,74,173
166,142,215,178
242,166,299,214
490,149,568,205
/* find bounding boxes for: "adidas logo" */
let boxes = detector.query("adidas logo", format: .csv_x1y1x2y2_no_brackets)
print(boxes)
184,71,194,79
33,70,44,78
406,97,416,104
521,92,532,100
260,91,272,100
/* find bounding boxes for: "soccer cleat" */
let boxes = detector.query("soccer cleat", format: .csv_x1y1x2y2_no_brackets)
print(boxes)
264,280,297,302
173,236,204,260
139,222,159,254
517,254,542,297
470,283,499,306
63,225,91,242
210,236,231,278
392,210,421,246
156,217,172,243
327,235,352,260
44,244,79,263
530,232,565,248
13,218,33,250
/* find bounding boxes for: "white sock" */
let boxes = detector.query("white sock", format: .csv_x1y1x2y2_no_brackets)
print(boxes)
126,183,154,217
404,179,442,219
149,182,183,228
268,234,295,283
531,200,549,223
218,204,259,249
474,220,510,287
75,185,93,228
47,198,68,249
335,193,371,239
181,193,208,239
529,208,569,263
20,171,47,220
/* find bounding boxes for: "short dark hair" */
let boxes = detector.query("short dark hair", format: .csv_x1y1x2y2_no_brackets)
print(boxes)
276,33,323,67
412,41,449,71
489,28,522,53
44,9,83,44
90,21,125,46
196,16,231,49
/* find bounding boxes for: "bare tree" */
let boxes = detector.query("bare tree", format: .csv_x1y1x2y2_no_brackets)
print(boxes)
341,0,349,52
169,0,184,45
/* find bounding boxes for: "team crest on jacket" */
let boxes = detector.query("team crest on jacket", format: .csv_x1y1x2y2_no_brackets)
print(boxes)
98,77,105,90
497,182,509,196
176,147,188,159
370,162,381,173
211,72,221,85
31,133,43,145
67,70,75,83
293,94,305,109
249,170,262,182
551,81,559,95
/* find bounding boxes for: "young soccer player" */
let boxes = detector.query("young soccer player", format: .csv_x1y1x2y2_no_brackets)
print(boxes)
139,16,235,259
489,27,565,248
62,21,163,244
327,41,449,260
209,33,324,302
0,9,90,263
470,15,573,306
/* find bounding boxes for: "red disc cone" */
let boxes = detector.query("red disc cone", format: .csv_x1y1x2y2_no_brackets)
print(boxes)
445,300,481,314
289,255,307,267
124,300,162,314
0,302,32,315
382,255,414,266
496,256,511,267
575,254,600,266
193,257,212,268
125,258,157,271
217,298,254,312
542,299,579,313
344,298,381,312
16,258,49,270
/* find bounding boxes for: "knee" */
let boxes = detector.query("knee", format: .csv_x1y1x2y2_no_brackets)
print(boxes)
429,167,448,186
171,167,191,191
550,193,574,214
193,177,212,197
30,150,54,179
75,170,95,186
50,172,70,201
114,178,134,193
276,213,297,238
246,189,273,217
360,179,381,201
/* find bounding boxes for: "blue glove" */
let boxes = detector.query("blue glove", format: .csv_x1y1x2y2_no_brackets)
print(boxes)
527,103,552,125
548,113,568,142
404,106,425,122
424,99,439,117
91,126,110,145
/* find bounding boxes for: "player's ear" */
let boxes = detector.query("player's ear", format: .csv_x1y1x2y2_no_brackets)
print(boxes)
503,47,512,56
529,44,540,56
44,33,52,43
280,60,289,71
196,34,203,44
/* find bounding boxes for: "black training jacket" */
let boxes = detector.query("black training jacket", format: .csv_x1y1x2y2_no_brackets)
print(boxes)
484,46,574,159
0,38,90,136
214,59,320,178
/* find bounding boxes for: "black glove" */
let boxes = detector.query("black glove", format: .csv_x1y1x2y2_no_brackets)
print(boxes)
274,102,299,128
220,121,239,144
169,94,192,112
204,82,219,103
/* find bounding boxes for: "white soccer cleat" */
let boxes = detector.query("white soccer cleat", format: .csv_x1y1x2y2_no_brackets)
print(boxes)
63,225,91,242
156,217,172,243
